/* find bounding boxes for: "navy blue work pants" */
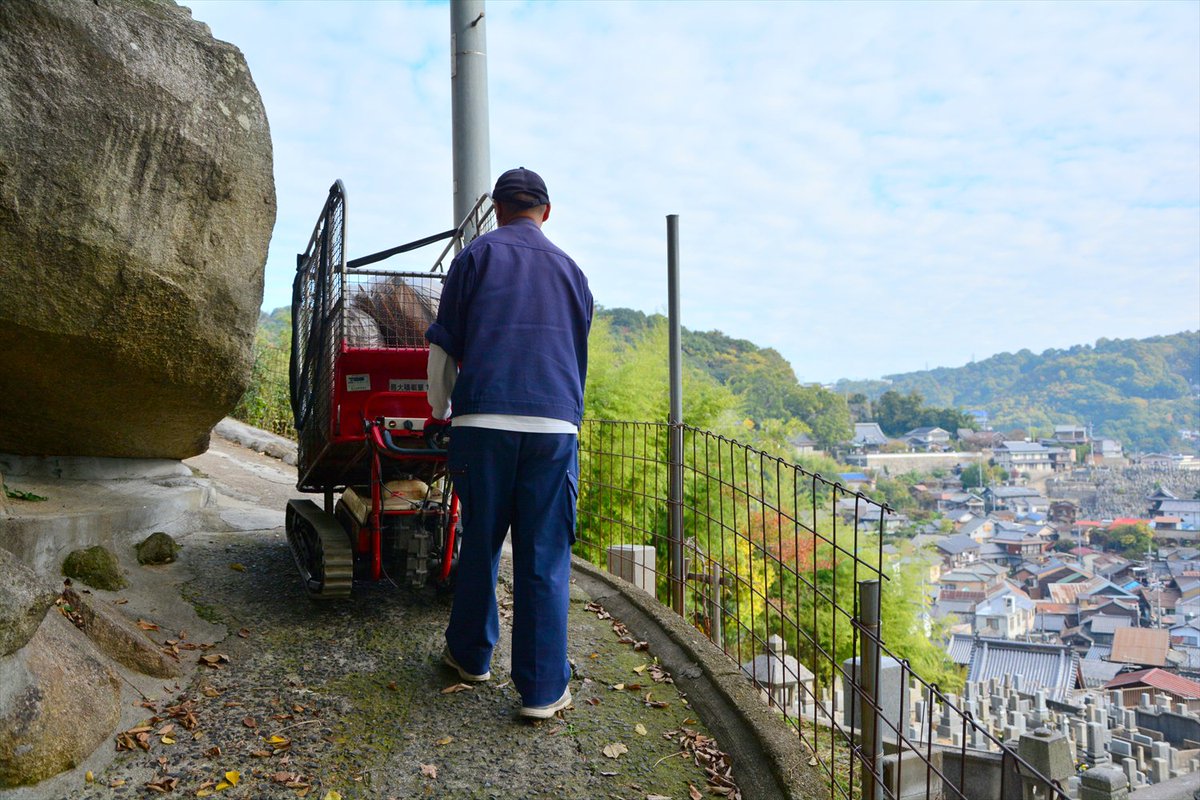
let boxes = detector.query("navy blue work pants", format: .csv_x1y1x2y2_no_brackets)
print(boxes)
444,426,578,707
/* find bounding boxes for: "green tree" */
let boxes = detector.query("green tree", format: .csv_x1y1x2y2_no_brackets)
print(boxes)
1092,523,1154,558
960,462,1006,490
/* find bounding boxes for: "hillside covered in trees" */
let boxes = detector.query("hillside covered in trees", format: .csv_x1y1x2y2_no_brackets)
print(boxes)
598,308,852,452
835,331,1200,453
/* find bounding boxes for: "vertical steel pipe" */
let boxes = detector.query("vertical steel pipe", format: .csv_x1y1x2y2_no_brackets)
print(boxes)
450,0,490,241
859,579,883,800
667,214,685,615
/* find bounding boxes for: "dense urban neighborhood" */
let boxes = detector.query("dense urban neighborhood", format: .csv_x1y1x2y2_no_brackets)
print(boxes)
801,419,1200,793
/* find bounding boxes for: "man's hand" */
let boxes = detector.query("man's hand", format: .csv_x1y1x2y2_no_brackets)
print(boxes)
424,416,451,449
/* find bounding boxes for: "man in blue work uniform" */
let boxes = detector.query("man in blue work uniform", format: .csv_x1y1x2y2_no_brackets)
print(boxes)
424,167,592,719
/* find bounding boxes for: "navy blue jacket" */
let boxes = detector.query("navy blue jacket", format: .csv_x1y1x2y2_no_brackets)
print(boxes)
426,217,593,425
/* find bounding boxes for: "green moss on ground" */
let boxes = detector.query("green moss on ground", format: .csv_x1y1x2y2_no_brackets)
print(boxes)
62,545,126,590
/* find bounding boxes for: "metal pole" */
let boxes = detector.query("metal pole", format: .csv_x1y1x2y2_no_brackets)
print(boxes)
667,215,685,615
709,563,723,647
450,0,490,243
859,579,883,800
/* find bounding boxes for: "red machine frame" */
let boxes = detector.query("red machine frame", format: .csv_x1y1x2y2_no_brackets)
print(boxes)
285,180,493,598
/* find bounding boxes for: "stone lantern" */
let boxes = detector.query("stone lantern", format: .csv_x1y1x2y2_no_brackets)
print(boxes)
740,634,814,714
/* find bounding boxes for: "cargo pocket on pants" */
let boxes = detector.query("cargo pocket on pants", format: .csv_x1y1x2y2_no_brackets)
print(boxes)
565,468,579,546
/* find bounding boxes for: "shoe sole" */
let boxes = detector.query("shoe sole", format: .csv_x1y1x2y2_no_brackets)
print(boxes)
519,687,572,719
442,650,490,682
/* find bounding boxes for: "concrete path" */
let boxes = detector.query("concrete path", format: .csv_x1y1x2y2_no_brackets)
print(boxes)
1,423,814,799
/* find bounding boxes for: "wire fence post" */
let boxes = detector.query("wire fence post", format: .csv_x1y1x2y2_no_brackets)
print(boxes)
666,214,685,616
858,578,883,800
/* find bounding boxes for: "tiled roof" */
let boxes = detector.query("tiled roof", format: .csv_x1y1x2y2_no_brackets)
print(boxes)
989,486,1043,498
1087,615,1132,635
1080,659,1126,689
1035,602,1076,614
999,441,1049,453
1109,628,1171,667
937,590,986,603
937,534,980,555
946,633,975,665
1158,500,1200,514
966,639,1079,702
1105,668,1200,699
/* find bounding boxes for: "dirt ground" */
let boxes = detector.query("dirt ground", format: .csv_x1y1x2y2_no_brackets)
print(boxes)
29,432,740,800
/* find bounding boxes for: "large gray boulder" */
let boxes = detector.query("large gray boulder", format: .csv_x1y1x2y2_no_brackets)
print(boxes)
0,547,58,657
0,611,121,787
0,0,275,459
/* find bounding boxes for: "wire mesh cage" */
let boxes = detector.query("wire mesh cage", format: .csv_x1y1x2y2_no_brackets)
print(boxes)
289,184,499,489
291,181,346,476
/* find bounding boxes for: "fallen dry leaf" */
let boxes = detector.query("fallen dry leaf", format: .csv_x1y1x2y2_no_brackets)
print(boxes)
647,795,672,800
323,791,342,800
203,686,221,698
237,628,251,638
441,683,474,694
435,736,454,746
243,717,257,729
635,723,647,736
602,742,628,759
420,763,438,779
229,563,246,572
144,776,178,793
585,697,601,706
114,598,129,605
689,784,703,800
633,664,648,674
644,692,669,709
224,769,241,786
136,619,160,631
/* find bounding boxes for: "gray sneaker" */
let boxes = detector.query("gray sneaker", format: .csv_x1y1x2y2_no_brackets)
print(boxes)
442,646,491,682
519,687,572,719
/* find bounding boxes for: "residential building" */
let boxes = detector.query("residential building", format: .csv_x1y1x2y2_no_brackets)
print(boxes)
904,426,952,452
1052,425,1089,445
984,486,1048,515
935,534,980,569
1109,627,1171,668
974,584,1036,638
1156,499,1200,530
851,422,889,451
993,441,1072,474
1106,668,1200,711
789,432,819,456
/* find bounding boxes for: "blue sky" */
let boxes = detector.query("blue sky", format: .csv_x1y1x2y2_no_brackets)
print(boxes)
186,0,1200,384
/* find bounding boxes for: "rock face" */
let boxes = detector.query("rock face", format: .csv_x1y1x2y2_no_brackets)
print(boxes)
63,587,181,679
0,612,121,787
0,0,275,459
0,547,59,656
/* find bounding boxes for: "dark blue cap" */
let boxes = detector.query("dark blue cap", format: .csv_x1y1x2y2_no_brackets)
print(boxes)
492,167,549,208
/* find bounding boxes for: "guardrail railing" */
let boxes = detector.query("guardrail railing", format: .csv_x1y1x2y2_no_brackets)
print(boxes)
576,419,1070,800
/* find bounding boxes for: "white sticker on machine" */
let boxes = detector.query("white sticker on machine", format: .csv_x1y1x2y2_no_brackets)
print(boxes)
346,374,371,392
389,380,429,393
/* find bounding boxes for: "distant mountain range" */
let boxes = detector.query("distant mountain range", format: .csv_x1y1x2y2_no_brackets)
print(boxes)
262,302,1197,454
833,331,1199,453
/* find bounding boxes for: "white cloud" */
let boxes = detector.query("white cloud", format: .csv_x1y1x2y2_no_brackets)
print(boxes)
187,0,1199,383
